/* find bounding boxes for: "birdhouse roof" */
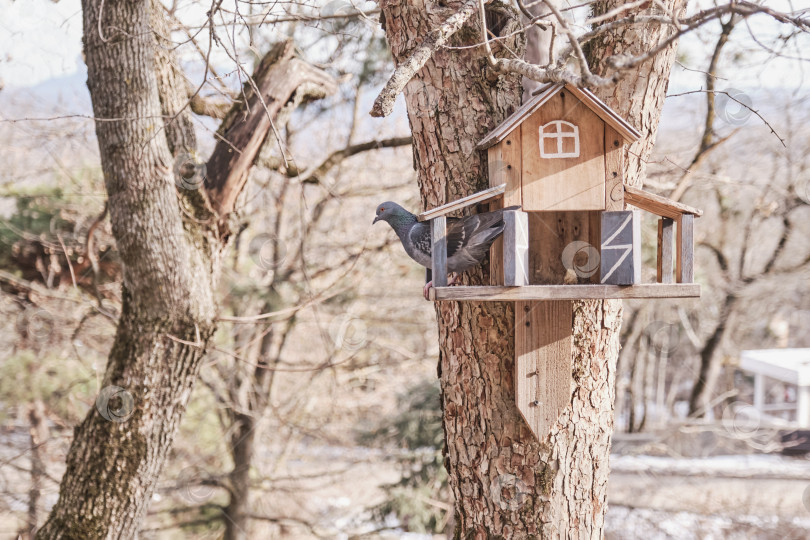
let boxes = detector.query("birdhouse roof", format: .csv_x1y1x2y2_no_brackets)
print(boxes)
476,83,642,150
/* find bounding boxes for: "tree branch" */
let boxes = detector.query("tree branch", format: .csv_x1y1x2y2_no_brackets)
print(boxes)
299,136,413,184
669,16,739,202
204,40,338,227
189,93,231,119
370,0,481,118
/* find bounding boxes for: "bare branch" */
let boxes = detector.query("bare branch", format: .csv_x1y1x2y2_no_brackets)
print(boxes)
669,16,739,202
299,136,413,184
188,94,232,119
204,40,338,223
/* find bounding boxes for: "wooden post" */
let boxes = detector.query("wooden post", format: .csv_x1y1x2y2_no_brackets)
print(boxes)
676,214,694,283
657,217,674,283
604,126,625,212
487,136,522,286
431,216,448,287
503,210,529,286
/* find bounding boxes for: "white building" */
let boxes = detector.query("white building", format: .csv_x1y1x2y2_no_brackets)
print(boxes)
740,349,810,427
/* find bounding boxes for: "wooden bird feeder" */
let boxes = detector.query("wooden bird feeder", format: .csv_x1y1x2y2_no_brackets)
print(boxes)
421,83,702,441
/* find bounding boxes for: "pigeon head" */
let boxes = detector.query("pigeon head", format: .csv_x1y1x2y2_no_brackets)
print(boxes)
373,202,414,229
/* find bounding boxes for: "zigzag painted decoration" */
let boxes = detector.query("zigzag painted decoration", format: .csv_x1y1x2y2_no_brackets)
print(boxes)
600,210,641,285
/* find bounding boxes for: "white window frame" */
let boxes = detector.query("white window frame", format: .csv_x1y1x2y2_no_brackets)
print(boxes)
539,120,580,159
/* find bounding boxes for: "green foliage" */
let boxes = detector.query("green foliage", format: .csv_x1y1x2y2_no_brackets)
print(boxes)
180,503,225,535
376,380,443,449
362,379,451,534
0,187,70,248
0,350,97,424
178,379,233,463
357,35,393,87
0,184,110,278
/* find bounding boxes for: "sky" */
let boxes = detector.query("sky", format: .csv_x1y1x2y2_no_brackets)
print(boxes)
0,0,807,99
0,0,84,89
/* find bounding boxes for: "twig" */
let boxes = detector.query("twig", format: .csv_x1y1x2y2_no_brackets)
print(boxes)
56,233,77,291
585,0,650,26
540,0,597,85
667,89,786,147
479,0,497,67
85,202,109,308
217,289,343,323
165,332,205,348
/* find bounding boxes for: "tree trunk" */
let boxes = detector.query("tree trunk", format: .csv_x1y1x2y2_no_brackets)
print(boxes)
689,293,739,416
221,316,279,540
37,2,218,537
37,3,335,537
223,412,258,540
377,0,684,536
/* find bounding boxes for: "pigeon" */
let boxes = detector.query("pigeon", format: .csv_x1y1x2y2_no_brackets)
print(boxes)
373,201,520,299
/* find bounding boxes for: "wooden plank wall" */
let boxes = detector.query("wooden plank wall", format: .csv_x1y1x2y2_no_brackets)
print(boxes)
520,90,606,211
503,210,529,286
528,211,600,285
600,210,641,285
604,125,625,212
676,214,694,283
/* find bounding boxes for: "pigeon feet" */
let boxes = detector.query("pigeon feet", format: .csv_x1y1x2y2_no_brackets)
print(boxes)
424,274,462,300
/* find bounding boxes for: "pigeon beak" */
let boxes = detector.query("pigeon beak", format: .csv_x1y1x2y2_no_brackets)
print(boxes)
372,216,380,224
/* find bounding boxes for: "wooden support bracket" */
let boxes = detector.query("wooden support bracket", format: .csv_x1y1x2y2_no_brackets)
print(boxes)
417,184,506,222
515,301,573,441
624,185,703,219
431,216,448,287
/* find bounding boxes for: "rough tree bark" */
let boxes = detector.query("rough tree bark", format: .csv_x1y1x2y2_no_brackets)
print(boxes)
38,3,218,536
37,2,335,537
377,0,685,536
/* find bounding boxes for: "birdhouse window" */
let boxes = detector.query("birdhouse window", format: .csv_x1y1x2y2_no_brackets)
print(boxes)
539,120,580,159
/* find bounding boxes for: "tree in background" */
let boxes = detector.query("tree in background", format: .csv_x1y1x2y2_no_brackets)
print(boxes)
35,1,338,534
613,15,810,429
2,3,422,536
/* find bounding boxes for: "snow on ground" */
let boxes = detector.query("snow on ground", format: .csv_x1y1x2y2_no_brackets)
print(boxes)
606,505,810,540
612,453,810,479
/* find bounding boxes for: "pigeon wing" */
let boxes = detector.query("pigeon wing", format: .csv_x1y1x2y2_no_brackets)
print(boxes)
406,221,433,268
408,206,520,271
